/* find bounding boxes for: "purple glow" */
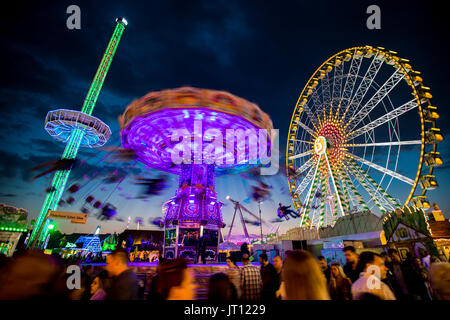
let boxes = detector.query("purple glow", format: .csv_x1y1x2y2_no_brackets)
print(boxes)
121,108,271,175
119,87,274,262
163,164,222,226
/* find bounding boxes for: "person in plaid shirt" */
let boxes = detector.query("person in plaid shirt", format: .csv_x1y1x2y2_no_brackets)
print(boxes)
240,254,262,300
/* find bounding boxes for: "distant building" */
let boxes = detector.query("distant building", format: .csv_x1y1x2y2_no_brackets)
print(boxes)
267,211,384,260
268,210,383,243
48,232,118,255
118,229,164,251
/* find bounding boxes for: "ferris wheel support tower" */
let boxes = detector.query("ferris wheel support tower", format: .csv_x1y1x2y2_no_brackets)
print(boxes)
28,18,127,248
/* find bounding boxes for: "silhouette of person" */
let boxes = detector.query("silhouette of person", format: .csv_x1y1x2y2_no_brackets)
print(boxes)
197,235,209,264
278,203,300,220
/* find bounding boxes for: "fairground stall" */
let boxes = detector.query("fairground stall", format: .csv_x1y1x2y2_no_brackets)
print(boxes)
0,203,28,256
118,229,163,262
382,205,440,259
426,204,450,261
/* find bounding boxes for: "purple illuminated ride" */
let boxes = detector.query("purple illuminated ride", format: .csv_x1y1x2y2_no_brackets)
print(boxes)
119,87,274,262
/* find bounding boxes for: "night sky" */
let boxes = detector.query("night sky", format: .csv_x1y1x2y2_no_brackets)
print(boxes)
1,0,449,236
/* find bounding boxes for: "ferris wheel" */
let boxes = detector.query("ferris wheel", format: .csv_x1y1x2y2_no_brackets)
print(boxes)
286,46,443,229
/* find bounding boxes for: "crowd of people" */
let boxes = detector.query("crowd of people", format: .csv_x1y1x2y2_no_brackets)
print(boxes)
60,252,106,264
0,246,448,301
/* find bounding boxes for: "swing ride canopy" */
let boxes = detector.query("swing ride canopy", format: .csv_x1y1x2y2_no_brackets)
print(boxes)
119,87,274,175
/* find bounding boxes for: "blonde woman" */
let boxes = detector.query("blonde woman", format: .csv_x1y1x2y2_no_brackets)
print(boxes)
279,250,330,300
328,262,352,300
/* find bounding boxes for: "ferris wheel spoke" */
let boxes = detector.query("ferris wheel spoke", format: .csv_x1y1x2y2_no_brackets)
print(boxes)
345,69,406,132
300,170,321,228
323,152,345,216
340,174,353,212
303,107,320,131
294,139,313,145
302,103,321,131
343,140,421,148
308,179,322,228
331,164,349,214
299,155,322,223
314,72,332,123
335,52,363,120
340,54,384,123
322,72,332,108
288,149,313,161
294,156,320,195
346,158,401,209
341,165,370,211
345,99,418,141
294,156,316,177
345,159,397,213
323,178,334,227
293,119,316,137
330,58,344,118
302,87,324,129
311,89,323,115
335,165,351,213
345,161,391,213
317,178,328,227
344,152,414,185
341,169,360,211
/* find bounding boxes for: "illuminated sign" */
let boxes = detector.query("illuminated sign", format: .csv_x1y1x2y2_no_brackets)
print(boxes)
323,240,344,249
48,210,88,224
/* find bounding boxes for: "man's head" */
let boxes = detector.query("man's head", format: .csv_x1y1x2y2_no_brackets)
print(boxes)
226,256,237,268
357,251,387,280
242,253,250,265
273,255,283,272
259,253,268,265
157,258,194,300
317,256,328,271
343,246,358,264
105,249,129,277
387,249,401,263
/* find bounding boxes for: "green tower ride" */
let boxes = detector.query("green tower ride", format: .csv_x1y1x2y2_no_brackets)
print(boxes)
28,18,127,248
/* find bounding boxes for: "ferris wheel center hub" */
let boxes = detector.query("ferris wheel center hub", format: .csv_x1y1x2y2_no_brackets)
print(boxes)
314,136,327,155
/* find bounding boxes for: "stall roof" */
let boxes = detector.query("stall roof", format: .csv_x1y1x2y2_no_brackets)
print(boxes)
428,220,450,239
